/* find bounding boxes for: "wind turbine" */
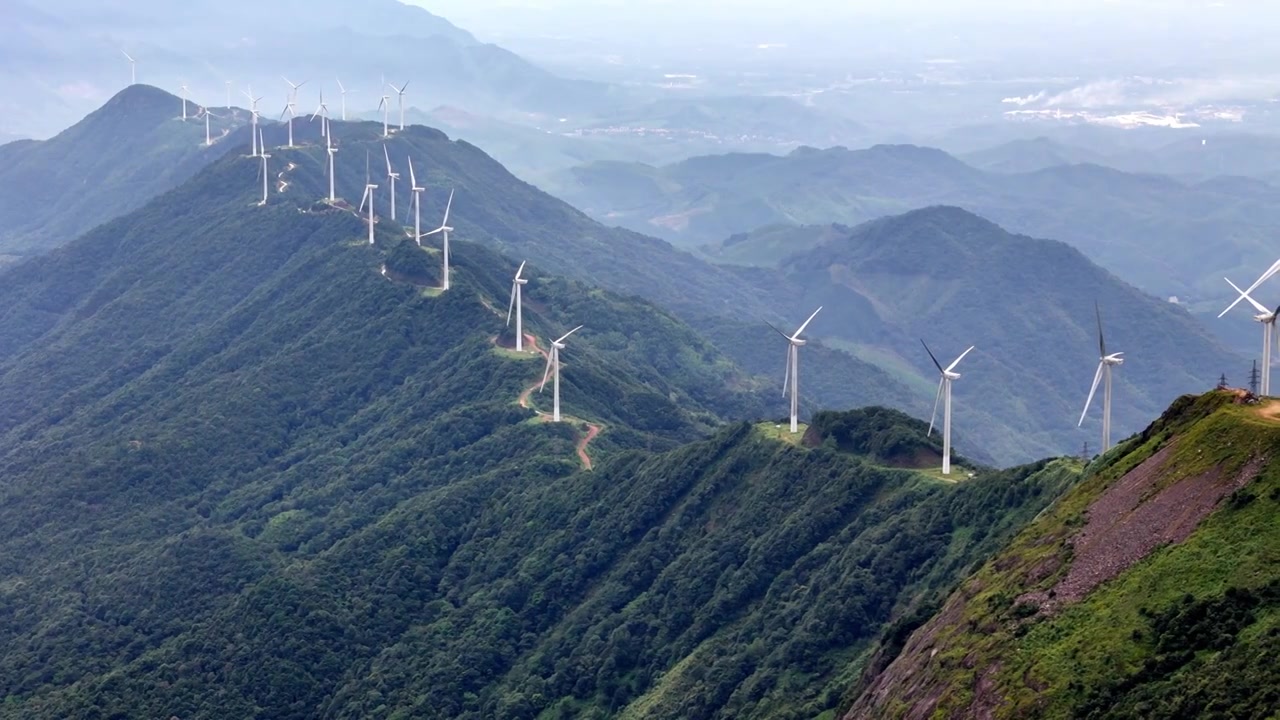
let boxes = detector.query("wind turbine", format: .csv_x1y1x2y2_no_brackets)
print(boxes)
540,326,584,422
311,89,330,138
242,88,262,157
1222,278,1279,396
179,83,190,120
1078,304,1125,453
923,341,975,475
121,50,136,85
389,81,409,131
423,189,455,291
325,133,338,203
377,94,392,137
201,107,222,146
767,307,822,433
1219,257,1280,396
282,76,307,107
225,80,232,109
279,101,298,148
358,151,379,245
257,128,271,206
383,144,399,221
408,156,424,245
507,262,529,351
336,78,351,121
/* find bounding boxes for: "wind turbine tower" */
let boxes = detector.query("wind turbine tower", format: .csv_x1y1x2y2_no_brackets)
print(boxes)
1078,304,1125,453
311,89,330,138
121,50,136,85
408,156,425,245
378,94,391,137
923,340,975,475
280,102,298,148
507,262,529,351
243,89,263,157
424,190,455,290
325,133,338,203
383,144,399,221
359,151,379,245
540,326,584,422
389,81,409,131
768,307,822,433
201,107,222,146
257,128,271,206
336,78,350,121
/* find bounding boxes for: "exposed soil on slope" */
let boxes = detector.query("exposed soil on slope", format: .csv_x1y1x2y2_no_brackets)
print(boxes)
844,435,1267,720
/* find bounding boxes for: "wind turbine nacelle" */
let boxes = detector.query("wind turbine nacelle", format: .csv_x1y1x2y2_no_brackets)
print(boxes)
791,339,807,347
515,278,529,285
944,371,961,380
1105,353,1125,366
552,341,566,350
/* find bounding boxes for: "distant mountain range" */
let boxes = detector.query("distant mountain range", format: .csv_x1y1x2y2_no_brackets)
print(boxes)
547,143,1280,304
0,87,1244,465
1,0,609,138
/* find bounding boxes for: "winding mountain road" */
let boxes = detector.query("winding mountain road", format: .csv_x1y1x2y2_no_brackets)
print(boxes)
511,333,602,471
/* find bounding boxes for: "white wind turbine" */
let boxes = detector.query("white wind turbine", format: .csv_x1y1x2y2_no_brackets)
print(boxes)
507,262,529,351
242,88,262,157
279,101,298,148
1222,278,1280,396
408,156,425,245
200,107,222,146
423,189,454,290
383,144,399,221
257,128,271,206
325,133,338,203
358,151,379,245
121,50,136,85
336,78,351,121
282,76,307,107
311,89,330,138
1219,257,1280,396
540,326,584,422
767,307,822,434
923,340,975,475
377,94,391,137
389,81,409,131
179,83,190,120
1078,304,1125,453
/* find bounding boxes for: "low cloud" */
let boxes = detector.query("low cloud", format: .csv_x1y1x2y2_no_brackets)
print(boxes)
1001,90,1045,106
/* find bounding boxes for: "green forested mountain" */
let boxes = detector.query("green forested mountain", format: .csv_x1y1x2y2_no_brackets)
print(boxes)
757,207,1241,463
0,132,1082,719
848,390,1280,719
0,85,245,260
547,143,1280,300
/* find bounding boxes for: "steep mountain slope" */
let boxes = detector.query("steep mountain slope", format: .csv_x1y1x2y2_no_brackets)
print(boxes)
0,134,1083,719
1,0,608,139
0,85,245,260
549,143,1280,300
847,390,1280,719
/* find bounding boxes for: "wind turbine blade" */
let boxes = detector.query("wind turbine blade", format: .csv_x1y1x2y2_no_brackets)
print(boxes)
945,346,975,373
539,352,554,392
515,260,526,280
921,340,944,374
399,81,410,93
556,325,584,344
781,347,792,398
1222,258,1280,317
792,306,823,338
1079,362,1105,426
1224,277,1271,315
358,188,369,213
1095,302,1107,358
408,156,417,188
442,189,454,224
122,50,134,61
507,283,517,326
765,322,791,341
928,377,944,436
384,144,393,175
336,78,345,92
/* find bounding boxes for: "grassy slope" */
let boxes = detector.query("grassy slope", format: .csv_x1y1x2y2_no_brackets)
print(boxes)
849,391,1280,719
